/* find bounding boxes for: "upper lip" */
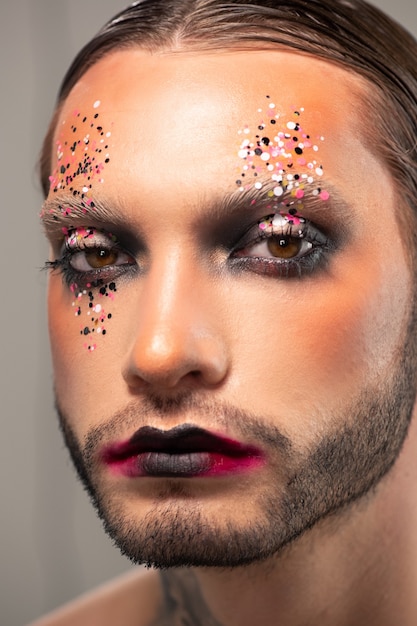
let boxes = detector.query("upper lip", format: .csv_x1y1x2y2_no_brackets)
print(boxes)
102,424,262,463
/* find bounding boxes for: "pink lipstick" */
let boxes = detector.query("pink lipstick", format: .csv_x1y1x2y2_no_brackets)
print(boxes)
102,424,264,478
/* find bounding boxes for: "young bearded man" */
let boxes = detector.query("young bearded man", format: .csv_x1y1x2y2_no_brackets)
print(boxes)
31,0,417,624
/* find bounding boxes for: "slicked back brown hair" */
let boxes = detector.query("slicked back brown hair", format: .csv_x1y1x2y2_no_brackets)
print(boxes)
40,0,417,242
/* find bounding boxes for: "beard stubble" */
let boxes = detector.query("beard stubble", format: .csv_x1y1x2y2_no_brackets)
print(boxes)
55,317,417,569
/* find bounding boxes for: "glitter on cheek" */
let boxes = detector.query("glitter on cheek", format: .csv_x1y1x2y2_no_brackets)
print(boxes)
70,280,117,352
63,227,120,352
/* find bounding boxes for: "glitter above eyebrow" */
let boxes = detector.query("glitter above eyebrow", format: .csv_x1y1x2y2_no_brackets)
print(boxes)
235,97,329,215
49,101,111,197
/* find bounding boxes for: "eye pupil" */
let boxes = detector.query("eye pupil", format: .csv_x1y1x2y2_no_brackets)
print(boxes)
267,236,301,259
85,248,118,268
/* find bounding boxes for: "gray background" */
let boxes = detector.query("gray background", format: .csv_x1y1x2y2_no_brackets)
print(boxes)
1,1,416,624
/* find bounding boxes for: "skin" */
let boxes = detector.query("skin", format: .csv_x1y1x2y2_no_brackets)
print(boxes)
35,49,417,625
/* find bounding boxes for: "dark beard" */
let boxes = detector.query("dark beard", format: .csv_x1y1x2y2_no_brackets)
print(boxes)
56,325,417,570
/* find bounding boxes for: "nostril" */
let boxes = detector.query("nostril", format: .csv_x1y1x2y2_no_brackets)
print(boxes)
122,326,229,390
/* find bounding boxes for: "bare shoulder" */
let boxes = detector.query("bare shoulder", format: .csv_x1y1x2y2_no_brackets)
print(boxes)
27,567,162,626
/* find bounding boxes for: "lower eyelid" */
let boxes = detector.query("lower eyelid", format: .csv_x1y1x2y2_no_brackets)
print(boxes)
228,247,328,279
49,246,138,289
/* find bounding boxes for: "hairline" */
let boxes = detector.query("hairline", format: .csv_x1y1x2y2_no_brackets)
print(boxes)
41,41,414,212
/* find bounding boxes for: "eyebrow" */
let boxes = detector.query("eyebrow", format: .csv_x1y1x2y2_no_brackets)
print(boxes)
203,178,353,232
41,194,130,241
41,178,352,241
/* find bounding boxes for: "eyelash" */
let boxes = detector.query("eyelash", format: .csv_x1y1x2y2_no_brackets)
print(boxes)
229,213,332,278
45,213,332,288
45,228,136,288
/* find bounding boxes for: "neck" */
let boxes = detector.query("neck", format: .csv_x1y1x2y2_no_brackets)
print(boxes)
157,417,417,626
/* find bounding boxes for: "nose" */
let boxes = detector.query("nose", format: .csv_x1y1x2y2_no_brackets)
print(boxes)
121,250,230,392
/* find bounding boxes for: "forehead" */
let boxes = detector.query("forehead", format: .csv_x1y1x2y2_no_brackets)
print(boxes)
50,48,385,215
55,48,366,140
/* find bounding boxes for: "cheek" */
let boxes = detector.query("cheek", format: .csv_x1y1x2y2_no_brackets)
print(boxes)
48,277,120,418
228,249,411,443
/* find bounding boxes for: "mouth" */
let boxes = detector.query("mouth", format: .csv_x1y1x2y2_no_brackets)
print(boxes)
102,424,264,478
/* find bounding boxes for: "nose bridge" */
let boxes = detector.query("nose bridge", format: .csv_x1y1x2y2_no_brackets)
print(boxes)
142,248,193,348
123,245,228,388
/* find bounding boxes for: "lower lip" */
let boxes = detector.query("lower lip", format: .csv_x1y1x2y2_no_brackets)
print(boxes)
106,451,264,478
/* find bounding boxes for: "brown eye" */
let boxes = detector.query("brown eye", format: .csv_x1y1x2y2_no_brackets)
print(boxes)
267,236,303,259
69,246,134,272
84,248,119,269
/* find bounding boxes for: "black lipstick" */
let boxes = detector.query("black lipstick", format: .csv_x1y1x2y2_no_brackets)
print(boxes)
102,424,264,478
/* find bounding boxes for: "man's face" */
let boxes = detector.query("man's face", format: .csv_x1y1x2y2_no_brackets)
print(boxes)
43,49,416,567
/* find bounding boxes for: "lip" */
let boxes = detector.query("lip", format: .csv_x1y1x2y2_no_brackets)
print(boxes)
101,424,265,478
